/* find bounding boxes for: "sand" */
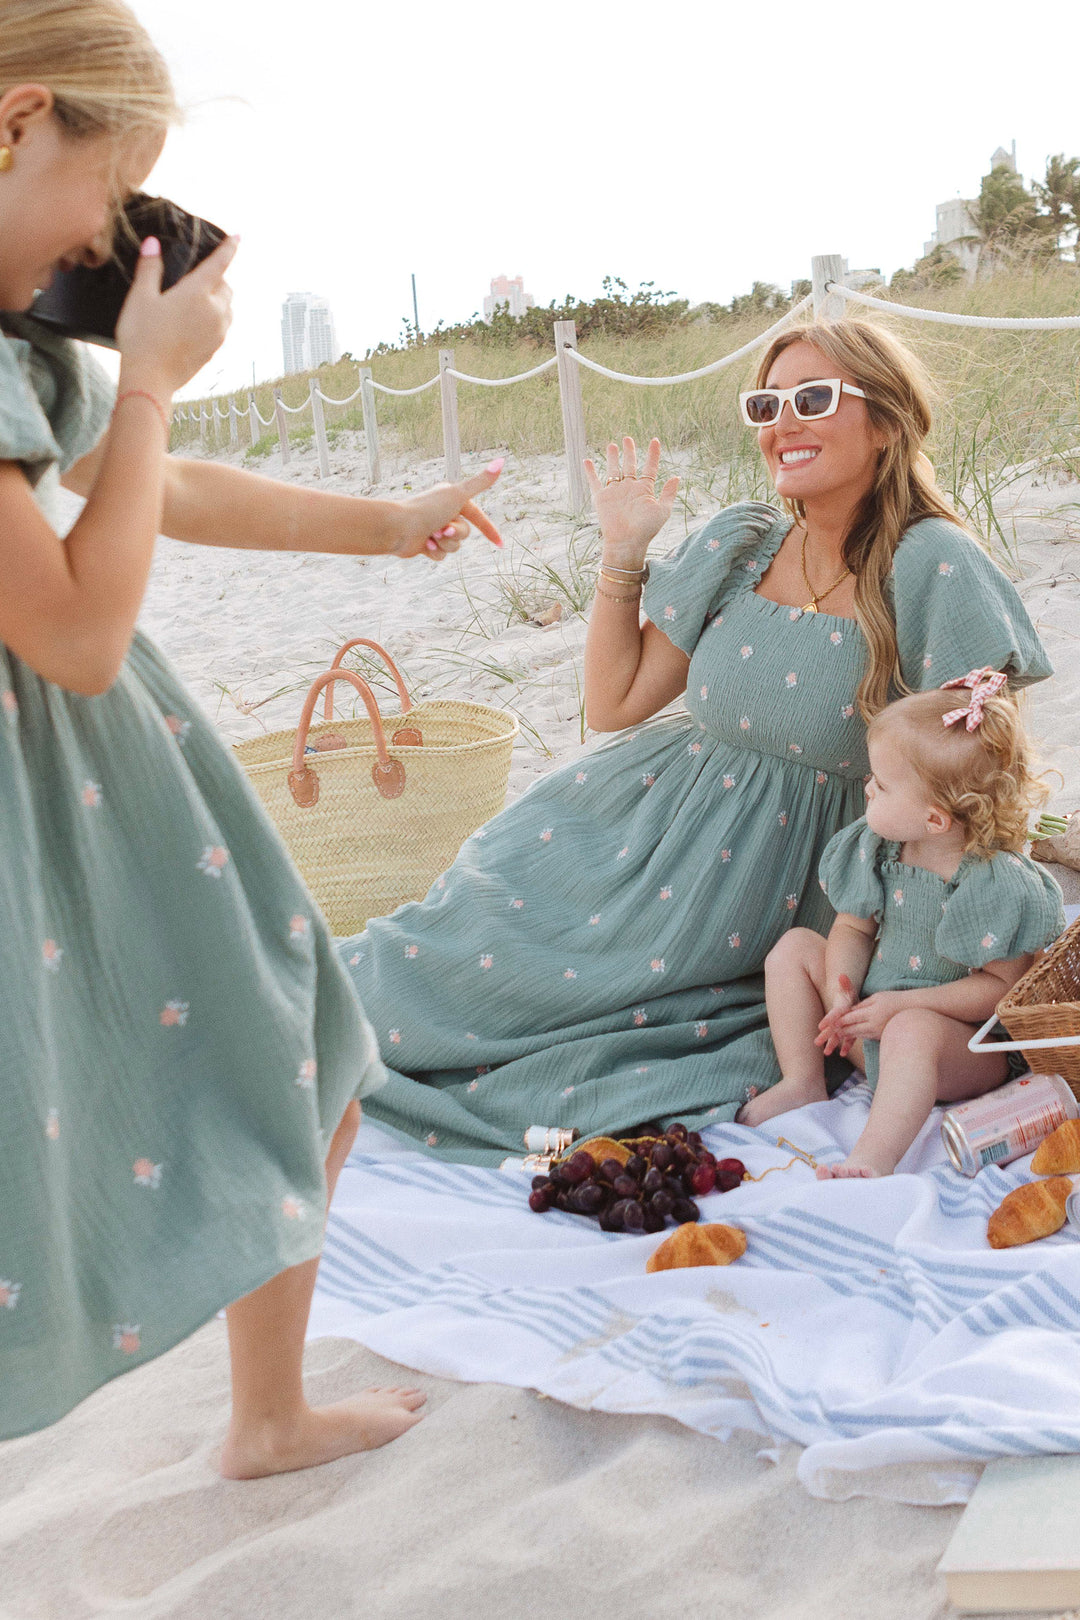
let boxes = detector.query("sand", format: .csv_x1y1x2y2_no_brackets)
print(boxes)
7,432,1079,1619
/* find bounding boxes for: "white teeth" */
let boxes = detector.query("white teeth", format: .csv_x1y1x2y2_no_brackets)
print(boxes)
780,449,820,465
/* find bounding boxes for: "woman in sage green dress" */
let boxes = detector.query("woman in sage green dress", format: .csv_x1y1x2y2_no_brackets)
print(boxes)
346,322,1052,1164
0,0,501,1464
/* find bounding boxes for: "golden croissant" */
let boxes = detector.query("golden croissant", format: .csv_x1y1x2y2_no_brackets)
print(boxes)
646,1222,747,1273
1031,1119,1080,1176
987,1177,1072,1249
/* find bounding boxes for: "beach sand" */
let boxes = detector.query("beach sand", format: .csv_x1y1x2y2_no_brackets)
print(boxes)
6,434,1078,1619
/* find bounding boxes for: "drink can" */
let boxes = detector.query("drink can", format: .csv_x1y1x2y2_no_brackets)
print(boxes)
941,1073,1078,1177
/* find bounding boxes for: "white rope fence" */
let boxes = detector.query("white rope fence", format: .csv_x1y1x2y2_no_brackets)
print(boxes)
829,281,1080,331
173,254,1080,506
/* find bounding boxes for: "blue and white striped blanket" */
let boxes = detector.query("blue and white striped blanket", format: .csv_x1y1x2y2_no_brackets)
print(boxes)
311,1016,1080,1506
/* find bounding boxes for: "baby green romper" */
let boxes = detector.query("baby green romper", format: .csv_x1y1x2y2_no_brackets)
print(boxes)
818,816,1065,1086
0,317,386,1441
345,501,1052,1163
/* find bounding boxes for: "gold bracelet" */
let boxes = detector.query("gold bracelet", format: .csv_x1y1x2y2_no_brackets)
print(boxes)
595,581,643,603
598,569,646,589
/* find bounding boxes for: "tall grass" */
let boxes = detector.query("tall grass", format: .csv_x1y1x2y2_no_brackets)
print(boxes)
172,267,1080,555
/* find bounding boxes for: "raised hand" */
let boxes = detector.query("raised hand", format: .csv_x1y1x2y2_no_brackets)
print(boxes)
583,436,679,569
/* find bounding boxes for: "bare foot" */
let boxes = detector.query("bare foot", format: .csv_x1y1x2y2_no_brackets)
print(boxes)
816,1160,888,1180
219,1386,427,1480
737,1076,827,1128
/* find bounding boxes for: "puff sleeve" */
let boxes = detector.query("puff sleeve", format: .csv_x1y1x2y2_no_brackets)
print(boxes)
641,501,788,658
892,517,1052,693
0,317,115,486
935,851,1065,968
817,817,887,923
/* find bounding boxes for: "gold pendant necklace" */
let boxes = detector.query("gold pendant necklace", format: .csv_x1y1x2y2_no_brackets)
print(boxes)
800,528,850,613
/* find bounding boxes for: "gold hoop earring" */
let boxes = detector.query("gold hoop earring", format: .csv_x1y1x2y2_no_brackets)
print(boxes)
0,146,12,173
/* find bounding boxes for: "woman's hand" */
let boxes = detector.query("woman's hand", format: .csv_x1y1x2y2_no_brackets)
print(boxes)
834,990,910,1044
115,234,239,399
584,436,679,569
387,461,504,560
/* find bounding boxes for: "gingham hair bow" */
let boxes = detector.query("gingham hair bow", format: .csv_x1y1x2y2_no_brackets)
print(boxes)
940,667,1008,732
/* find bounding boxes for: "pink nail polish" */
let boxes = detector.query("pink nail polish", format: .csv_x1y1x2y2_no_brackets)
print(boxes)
139,236,161,257
426,538,438,552
486,457,504,475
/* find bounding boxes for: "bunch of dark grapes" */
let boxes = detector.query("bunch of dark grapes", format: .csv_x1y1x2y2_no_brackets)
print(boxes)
528,1123,746,1233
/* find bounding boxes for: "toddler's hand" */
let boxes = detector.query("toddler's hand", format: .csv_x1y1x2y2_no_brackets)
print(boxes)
835,990,908,1044
815,972,858,1056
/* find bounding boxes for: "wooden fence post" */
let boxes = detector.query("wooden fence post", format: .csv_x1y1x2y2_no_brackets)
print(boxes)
309,376,331,479
359,366,381,485
554,319,588,513
273,388,291,466
198,404,207,448
439,349,461,482
248,395,260,453
228,396,239,450
811,254,846,322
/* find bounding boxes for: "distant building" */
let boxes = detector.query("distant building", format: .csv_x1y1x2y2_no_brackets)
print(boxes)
280,291,339,373
922,144,1018,283
482,274,535,321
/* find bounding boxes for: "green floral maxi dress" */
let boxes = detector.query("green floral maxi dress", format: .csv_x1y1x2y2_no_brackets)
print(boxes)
0,319,386,1441
344,502,1051,1164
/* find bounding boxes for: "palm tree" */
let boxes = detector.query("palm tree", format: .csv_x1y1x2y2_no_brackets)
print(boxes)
1032,154,1080,259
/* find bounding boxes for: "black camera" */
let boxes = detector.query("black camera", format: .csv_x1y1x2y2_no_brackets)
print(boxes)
29,193,227,348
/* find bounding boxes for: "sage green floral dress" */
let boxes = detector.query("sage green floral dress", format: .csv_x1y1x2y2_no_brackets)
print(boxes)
0,317,385,1441
345,501,1052,1163
818,817,1065,1087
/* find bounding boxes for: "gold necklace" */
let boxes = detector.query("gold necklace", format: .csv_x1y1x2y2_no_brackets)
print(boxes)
800,528,851,614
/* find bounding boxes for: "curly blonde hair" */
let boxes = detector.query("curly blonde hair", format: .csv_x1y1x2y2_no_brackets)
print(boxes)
867,683,1048,857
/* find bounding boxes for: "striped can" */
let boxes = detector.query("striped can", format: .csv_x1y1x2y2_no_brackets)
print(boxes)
941,1073,1078,1177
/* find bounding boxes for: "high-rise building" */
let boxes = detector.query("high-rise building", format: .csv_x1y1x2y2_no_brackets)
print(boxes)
280,291,339,373
482,274,535,321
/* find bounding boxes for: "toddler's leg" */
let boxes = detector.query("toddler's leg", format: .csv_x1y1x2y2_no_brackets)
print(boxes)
220,1099,426,1479
739,929,831,1127
817,1009,1009,1179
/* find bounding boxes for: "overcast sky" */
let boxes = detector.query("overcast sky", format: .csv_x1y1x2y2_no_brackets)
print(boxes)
128,0,1080,400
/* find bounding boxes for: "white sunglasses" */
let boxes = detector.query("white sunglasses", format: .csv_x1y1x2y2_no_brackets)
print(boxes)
739,378,867,428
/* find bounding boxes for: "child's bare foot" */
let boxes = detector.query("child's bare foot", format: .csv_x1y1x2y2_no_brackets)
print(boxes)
737,1076,827,1128
219,1386,427,1480
816,1157,890,1180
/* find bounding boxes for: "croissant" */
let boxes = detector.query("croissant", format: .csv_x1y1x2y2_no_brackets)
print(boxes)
1031,1118,1080,1176
987,1177,1072,1248
646,1222,747,1273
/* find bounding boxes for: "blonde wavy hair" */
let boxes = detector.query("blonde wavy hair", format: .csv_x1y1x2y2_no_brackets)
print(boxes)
867,684,1048,857
754,319,968,722
0,0,177,149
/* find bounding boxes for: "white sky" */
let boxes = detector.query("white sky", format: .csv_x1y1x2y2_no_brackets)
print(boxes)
127,0,1080,401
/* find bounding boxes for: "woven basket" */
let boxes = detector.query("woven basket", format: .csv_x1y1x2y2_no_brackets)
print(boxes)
995,914,1080,1100
234,638,517,935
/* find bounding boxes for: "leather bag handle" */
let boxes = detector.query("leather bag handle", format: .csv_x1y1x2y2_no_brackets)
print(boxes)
288,668,406,807
325,638,411,718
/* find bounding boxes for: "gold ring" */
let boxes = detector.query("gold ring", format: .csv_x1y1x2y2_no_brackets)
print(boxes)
604,475,624,485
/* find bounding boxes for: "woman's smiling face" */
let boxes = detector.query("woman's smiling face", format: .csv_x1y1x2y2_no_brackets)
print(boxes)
756,339,884,508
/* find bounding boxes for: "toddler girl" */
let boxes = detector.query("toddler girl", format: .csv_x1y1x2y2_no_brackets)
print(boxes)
1,0,500,1475
739,669,1064,1177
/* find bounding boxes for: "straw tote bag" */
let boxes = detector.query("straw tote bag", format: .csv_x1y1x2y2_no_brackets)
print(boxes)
234,638,518,935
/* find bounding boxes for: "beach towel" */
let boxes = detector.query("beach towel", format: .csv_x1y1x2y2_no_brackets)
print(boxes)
311,916,1080,1507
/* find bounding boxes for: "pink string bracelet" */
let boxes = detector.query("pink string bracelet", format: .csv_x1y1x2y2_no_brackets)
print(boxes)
114,388,172,442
